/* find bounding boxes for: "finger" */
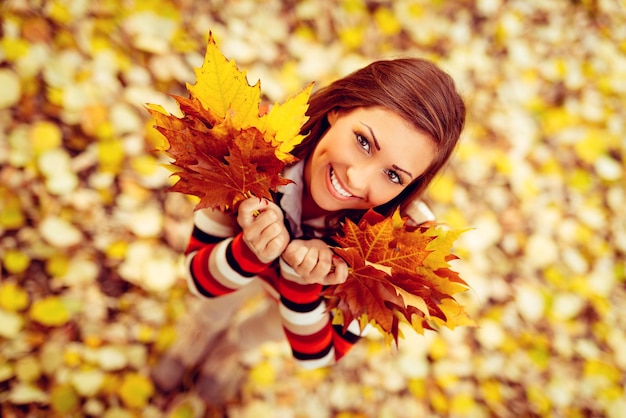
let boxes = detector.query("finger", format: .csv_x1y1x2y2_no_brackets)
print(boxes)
283,241,308,266
327,257,349,284
247,224,289,263
253,199,284,218
243,209,279,239
264,233,288,257
241,214,276,253
237,198,268,227
240,196,266,212
257,222,287,251
309,248,333,278
297,247,320,276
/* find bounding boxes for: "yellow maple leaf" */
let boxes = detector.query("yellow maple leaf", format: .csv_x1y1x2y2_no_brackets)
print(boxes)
186,32,261,129
423,226,467,269
431,298,475,329
260,82,314,162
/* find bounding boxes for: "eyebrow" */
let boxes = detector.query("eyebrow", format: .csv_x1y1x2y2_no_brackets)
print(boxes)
361,121,414,180
393,164,413,180
360,122,381,151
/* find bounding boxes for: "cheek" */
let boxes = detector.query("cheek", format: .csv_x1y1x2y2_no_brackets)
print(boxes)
315,142,342,167
309,142,327,168
370,184,405,207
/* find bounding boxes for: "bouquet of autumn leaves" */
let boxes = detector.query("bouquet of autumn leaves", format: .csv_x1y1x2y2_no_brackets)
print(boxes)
147,33,474,344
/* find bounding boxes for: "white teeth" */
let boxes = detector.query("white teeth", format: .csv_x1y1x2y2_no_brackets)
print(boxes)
330,168,352,197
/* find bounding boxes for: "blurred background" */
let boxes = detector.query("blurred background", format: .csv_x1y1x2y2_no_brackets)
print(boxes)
1,0,625,417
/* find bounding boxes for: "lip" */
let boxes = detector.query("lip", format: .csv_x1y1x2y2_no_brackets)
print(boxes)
326,165,358,200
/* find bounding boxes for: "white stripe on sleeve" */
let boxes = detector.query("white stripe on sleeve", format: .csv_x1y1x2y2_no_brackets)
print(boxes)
185,251,203,298
279,300,328,327
209,238,256,288
194,208,237,237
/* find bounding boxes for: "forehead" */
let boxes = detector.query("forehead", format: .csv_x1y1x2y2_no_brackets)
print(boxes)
344,107,420,135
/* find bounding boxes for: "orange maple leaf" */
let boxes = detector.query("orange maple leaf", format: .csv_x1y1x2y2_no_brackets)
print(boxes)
146,33,312,212
322,209,474,344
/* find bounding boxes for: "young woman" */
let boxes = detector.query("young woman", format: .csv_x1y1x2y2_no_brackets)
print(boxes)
153,57,465,400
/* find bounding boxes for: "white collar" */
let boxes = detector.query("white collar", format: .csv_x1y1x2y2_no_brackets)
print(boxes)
278,161,305,237
278,160,326,238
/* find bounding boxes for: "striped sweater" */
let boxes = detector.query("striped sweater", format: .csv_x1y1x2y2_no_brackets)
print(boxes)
184,207,362,369
183,162,435,368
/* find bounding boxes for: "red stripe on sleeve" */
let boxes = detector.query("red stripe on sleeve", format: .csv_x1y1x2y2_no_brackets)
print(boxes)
190,247,234,296
259,268,280,292
332,332,356,360
283,323,333,355
186,235,204,255
230,233,270,273
279,278,322,304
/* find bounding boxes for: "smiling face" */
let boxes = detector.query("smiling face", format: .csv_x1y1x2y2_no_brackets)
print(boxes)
302,107,437,218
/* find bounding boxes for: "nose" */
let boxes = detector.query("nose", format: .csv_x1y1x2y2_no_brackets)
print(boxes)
346,164,372,197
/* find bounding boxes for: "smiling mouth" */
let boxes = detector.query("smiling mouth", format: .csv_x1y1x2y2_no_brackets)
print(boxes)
330,167,353,198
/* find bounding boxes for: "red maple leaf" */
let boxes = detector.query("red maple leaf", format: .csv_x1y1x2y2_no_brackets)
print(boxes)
148,93,294,212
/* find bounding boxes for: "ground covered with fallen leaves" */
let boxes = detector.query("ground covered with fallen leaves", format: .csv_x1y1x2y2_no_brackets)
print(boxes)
1,0,625,417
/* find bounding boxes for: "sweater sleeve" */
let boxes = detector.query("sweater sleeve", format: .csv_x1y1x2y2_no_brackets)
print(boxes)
185,208,270,298
403,198,436,226
277,258,364,369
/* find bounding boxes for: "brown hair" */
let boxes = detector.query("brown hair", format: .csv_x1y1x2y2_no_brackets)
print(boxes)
293,57,466,227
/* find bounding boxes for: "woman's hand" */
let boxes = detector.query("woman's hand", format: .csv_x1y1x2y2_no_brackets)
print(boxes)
282,239,349,285
237,197,290,264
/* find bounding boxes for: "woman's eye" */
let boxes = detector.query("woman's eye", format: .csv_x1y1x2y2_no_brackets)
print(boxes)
385,169,402,185
355,133,370,153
